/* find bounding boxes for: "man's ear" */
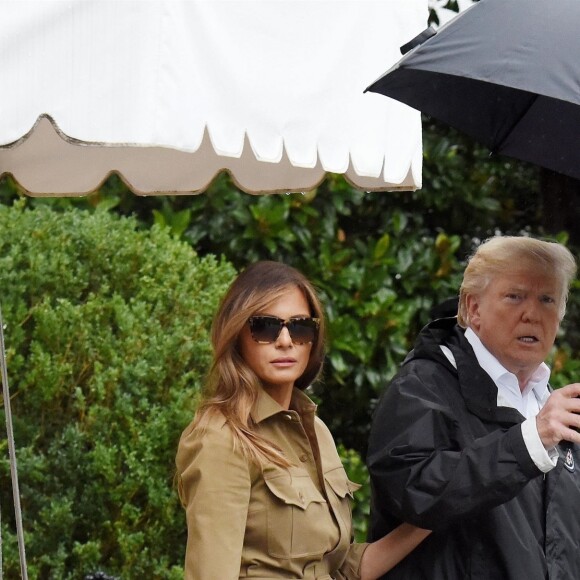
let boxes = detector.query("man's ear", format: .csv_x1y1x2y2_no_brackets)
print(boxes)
465,293,481,330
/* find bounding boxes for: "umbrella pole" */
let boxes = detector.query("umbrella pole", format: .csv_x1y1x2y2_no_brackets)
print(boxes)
0,307,28,580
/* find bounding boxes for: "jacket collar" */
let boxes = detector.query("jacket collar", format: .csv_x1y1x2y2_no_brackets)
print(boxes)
250,386,317,424
411,317,526,425
449,326,528,425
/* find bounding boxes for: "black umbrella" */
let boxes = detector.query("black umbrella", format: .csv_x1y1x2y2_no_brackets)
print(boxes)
365,0,580,180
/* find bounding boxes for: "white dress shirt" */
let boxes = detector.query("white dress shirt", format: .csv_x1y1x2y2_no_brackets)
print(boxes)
440,327,558,473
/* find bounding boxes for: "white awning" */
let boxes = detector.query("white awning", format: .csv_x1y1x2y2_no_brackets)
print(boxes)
0,0,427,196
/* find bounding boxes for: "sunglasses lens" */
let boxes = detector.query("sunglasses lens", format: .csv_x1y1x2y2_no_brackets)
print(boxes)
287,319,318,344
249,317,282,343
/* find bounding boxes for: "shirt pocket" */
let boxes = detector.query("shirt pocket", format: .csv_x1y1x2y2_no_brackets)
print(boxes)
324,466,360,498
262,466,335,559
323,466,361,532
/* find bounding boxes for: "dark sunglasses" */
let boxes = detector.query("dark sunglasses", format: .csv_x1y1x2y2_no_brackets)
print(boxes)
247,316,319,344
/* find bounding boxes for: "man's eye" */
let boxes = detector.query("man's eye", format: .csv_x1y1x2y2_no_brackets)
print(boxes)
541,295,556,304
506,293,521,300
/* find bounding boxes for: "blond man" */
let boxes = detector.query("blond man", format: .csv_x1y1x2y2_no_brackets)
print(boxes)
368,236,580,580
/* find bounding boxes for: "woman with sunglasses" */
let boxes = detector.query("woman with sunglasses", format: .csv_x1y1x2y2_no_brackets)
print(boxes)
176,261,429,579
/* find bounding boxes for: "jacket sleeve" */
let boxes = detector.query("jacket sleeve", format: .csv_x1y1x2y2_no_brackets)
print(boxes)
176,419,251,580
367,362,541,531
335,543,369,580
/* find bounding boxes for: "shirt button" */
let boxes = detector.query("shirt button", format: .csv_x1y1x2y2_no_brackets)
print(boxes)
299,454,308,462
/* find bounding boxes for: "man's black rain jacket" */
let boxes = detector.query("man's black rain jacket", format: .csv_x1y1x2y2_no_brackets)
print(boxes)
367,318,580,579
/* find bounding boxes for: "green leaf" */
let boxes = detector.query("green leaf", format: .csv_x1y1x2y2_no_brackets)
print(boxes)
373,233,391,260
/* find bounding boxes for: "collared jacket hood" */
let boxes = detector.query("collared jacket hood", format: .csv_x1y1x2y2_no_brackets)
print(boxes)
368,317,580,579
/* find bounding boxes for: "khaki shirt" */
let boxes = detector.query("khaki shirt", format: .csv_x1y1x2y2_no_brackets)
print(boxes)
176,387,368,579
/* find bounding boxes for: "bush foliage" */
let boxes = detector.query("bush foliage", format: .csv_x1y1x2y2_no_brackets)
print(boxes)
0,203,235,578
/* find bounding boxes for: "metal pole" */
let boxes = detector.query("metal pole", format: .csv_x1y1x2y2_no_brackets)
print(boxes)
1,479,3,580
0,307,28,580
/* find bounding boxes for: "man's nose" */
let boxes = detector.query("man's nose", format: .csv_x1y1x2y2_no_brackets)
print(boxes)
522,299,540,322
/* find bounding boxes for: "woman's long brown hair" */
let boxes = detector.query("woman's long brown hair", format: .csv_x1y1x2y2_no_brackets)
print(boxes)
193,261,326,467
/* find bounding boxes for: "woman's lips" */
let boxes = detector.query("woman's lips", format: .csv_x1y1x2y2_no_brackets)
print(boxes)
271,358,297,367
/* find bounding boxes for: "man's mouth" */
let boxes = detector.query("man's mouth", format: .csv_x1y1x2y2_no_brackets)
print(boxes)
518,336,538,343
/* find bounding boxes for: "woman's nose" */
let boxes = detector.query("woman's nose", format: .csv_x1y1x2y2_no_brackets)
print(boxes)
275,325,293,347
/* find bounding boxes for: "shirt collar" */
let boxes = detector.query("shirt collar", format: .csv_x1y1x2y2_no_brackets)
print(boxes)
465,327,550,398
250,386,317,424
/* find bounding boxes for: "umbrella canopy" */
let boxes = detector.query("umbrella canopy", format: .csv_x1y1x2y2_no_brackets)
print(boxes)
366,0,580,180
0,0,427,196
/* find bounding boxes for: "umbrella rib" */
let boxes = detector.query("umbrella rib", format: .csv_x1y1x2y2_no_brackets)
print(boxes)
492,93,539,154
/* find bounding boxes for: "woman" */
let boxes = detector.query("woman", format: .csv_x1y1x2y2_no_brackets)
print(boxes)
176,261,429,579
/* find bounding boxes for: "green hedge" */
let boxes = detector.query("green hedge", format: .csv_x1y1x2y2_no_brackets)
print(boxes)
0,203,235,578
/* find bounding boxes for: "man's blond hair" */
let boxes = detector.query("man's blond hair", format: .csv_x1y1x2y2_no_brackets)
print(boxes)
458,236,577,327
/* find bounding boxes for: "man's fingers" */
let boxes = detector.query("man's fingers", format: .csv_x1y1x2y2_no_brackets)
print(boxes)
562,426,580,444
556,386,580,421
557,383,580,398
569,407,580,434
537,388,580,446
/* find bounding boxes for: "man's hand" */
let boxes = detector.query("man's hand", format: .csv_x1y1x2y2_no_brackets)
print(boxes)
536,384,580,448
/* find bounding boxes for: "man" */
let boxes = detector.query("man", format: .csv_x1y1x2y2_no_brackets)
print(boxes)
367,236,580,579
